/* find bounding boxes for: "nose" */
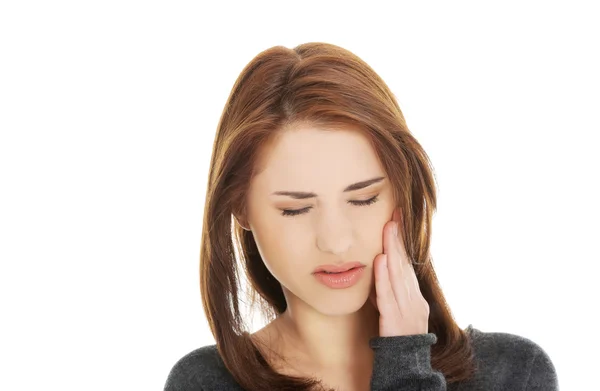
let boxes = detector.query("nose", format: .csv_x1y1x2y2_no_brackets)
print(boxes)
315,213,354,255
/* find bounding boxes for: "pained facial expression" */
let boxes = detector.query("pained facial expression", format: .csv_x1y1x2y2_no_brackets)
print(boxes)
244,125,396,315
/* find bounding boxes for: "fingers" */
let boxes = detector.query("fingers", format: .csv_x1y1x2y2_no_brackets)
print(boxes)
374,254,399,317
384,208,420,304
384,213,410,285
391,209,410,265
391,209,421,292
375,208,431,336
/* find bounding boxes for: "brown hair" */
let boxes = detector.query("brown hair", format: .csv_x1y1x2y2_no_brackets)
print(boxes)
200,42,477,390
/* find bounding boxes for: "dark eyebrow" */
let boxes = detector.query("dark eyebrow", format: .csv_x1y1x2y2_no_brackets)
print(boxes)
272,176,385,199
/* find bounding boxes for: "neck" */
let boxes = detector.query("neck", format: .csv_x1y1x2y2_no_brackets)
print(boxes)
275,297,379,372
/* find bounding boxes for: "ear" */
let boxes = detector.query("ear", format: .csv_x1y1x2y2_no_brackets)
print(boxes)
233,213,251,231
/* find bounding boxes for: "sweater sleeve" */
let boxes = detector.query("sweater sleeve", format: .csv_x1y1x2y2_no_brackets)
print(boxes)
525,345,559,390
369,333,446,391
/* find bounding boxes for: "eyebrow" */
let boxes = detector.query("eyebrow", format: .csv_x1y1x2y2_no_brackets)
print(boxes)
272,176,386,199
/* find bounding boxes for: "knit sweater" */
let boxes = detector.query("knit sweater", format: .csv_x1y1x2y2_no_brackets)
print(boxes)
163,324,559,390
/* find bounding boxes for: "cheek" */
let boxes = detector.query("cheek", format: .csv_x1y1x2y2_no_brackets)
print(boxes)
251,220,307,280
358,225,385,259
356,209,391,256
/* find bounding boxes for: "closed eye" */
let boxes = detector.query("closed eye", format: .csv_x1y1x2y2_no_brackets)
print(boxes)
280,195,379,217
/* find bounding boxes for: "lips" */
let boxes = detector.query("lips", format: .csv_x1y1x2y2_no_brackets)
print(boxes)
313,261,364,274
313,265,366,289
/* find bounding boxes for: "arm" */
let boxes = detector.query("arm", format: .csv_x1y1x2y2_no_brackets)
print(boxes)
164,365,206,391
369,333,446,391
163,350,209,391
525,346,559,391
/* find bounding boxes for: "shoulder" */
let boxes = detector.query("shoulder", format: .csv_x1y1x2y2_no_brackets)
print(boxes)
163,344,242,391
465,325,558,390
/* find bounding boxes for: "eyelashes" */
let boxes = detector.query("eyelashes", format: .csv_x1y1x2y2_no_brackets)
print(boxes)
280,195,380,217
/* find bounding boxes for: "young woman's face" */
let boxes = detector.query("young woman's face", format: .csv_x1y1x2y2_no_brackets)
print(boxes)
245,125,396,315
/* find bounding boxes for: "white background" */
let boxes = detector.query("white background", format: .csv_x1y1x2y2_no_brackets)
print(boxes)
1,1,598,390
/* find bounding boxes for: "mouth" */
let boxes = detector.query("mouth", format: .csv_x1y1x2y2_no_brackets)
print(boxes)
312,265,366,289
318,268,359,274
313,261,364,274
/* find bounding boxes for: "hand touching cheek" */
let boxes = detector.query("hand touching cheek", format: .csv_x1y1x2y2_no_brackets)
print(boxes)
369,208,430,337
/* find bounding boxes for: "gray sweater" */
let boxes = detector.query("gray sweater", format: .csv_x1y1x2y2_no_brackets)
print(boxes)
163,325,558,390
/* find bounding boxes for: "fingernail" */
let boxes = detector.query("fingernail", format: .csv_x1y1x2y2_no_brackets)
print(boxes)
393,222,398,235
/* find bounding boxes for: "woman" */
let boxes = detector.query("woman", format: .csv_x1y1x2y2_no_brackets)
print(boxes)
164,42,558,391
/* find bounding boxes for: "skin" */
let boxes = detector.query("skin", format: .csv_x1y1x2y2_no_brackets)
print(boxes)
238,123,429,391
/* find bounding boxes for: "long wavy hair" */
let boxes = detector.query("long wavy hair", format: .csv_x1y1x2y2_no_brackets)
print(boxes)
200,42,477,390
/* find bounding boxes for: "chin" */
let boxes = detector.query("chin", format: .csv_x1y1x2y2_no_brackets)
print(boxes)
311,290,370,316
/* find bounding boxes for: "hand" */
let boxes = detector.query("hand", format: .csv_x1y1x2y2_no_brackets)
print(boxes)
368,208,430,337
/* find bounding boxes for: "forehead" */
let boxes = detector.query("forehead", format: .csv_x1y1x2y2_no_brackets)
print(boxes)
253,126,384,191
